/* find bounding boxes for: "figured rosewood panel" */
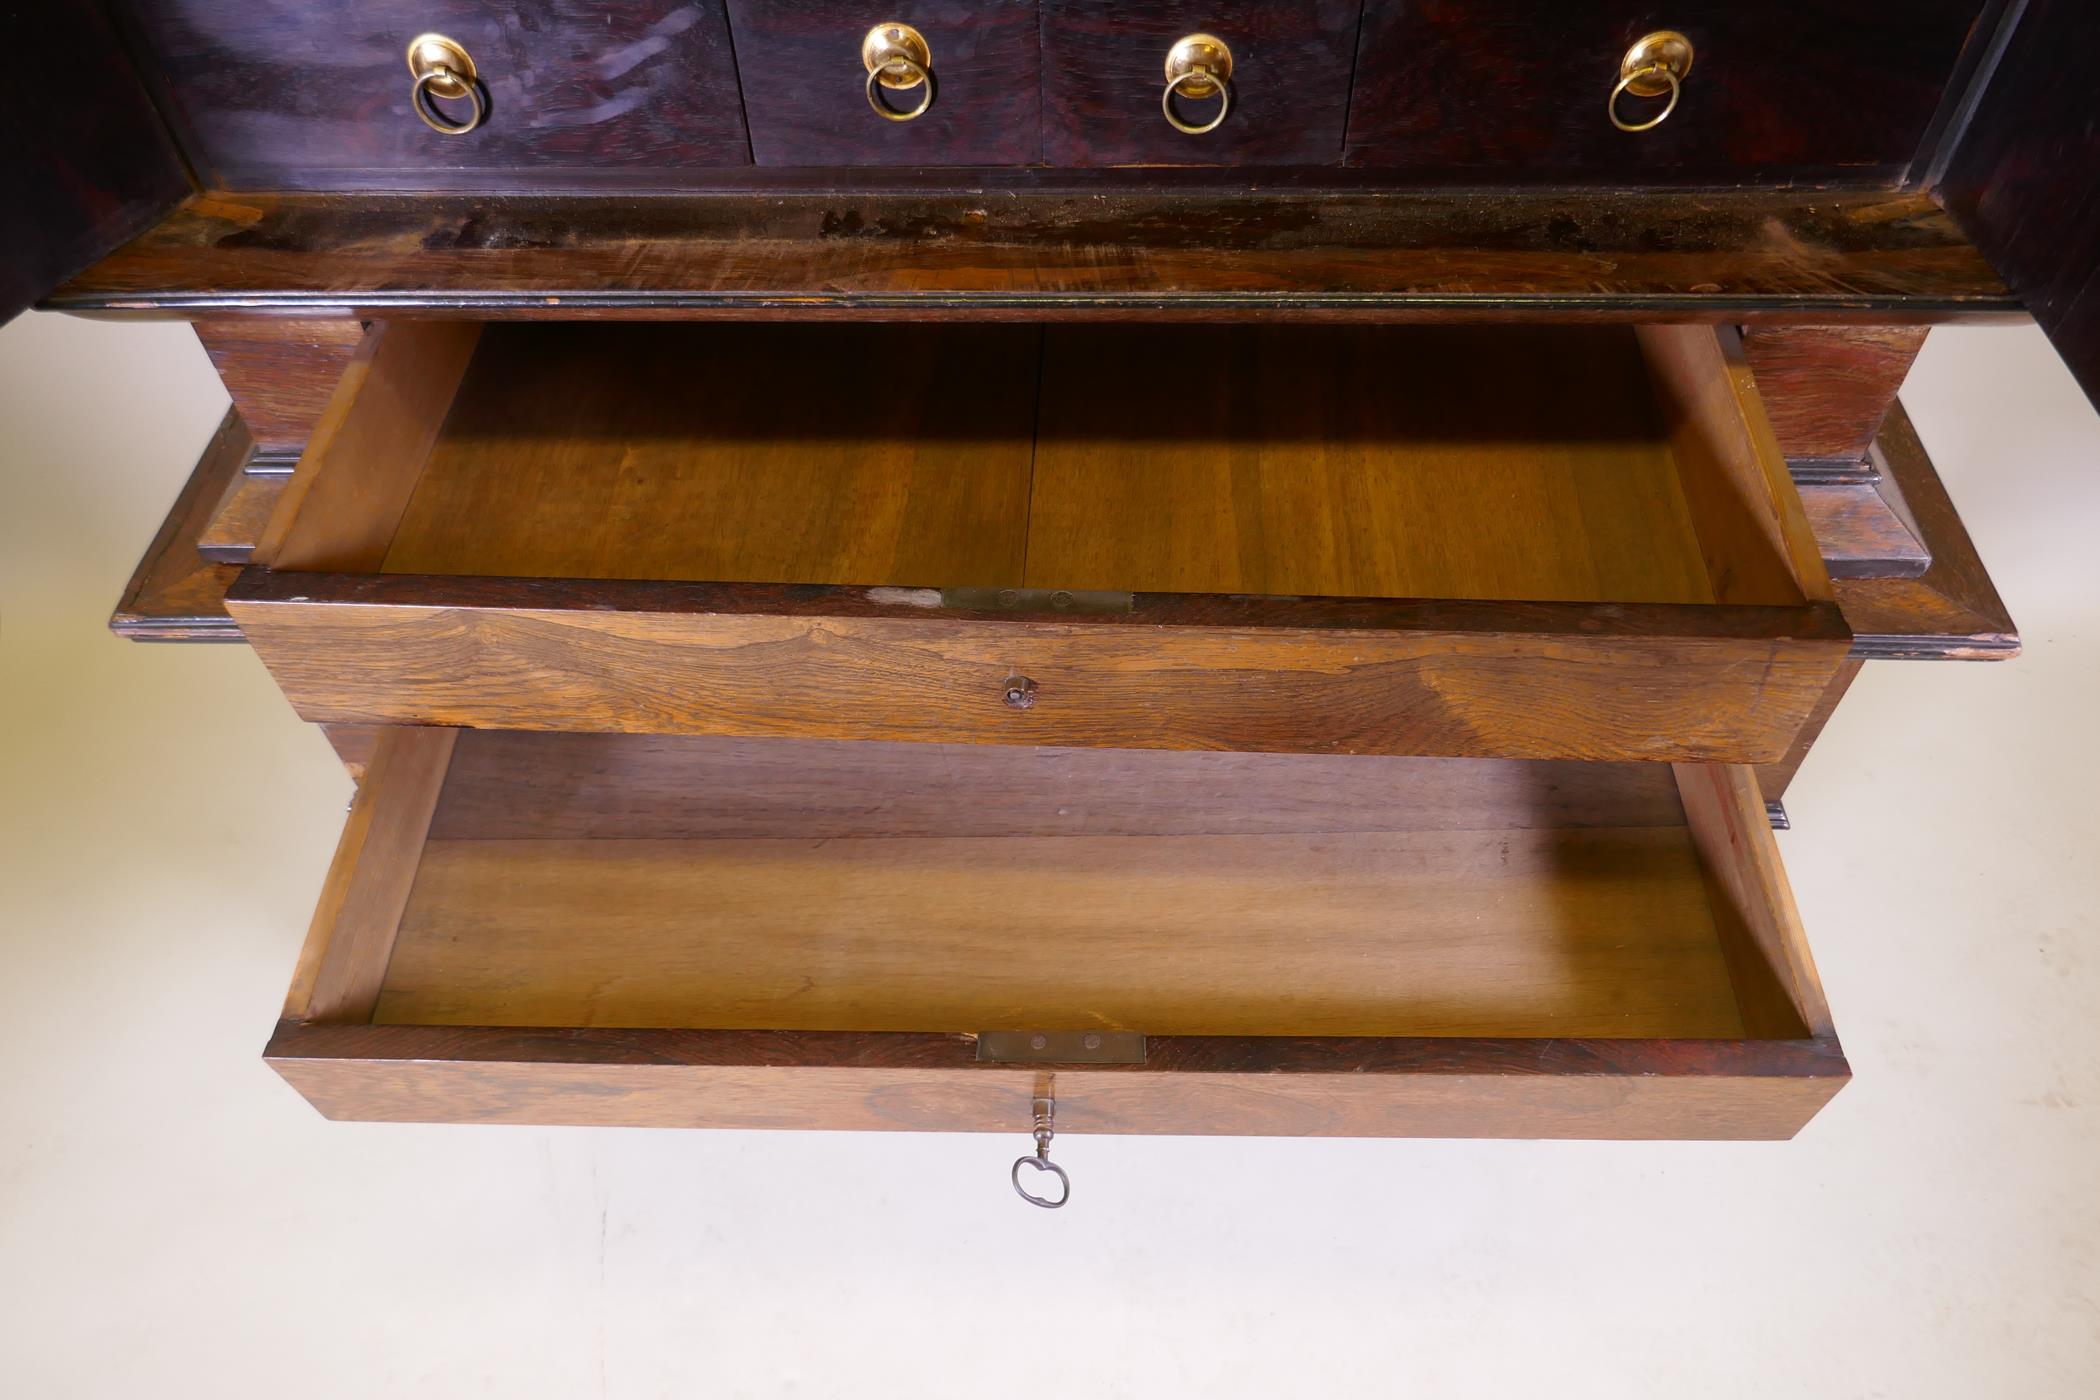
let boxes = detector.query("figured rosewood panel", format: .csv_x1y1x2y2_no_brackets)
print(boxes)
728,0,1041,165
119,0,750,188
1346,0,1991,182
194,320,367,455
1040,0,1362,166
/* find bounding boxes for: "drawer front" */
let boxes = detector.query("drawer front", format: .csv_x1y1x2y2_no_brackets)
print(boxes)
126,1,749,187
265,730,1848,1142
728,1,1041,164
1041,0,1363,166
1345,1,1989,180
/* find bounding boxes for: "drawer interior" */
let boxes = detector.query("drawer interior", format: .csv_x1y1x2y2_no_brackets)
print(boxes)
270,728,1843,1136
371,322,1812,608
375,734,1811,1040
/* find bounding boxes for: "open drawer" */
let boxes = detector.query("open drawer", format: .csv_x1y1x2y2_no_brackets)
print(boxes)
225,320,1849,764
268,728,1846,1139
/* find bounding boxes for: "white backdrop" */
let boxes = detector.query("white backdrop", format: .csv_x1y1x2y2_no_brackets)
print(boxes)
2,313,2095,1397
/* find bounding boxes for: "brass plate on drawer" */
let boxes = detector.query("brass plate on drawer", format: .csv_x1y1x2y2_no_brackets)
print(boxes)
976,1031,1147,1064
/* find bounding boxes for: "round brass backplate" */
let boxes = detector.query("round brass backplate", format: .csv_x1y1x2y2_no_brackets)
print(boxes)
1164,33,1233,100
863,22,932,90
406,32,477,100
1619,30,1693,97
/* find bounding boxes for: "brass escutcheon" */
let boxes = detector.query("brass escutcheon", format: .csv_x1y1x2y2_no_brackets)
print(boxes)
405,33,485,135
1610,30,1694,133
863,22,934,121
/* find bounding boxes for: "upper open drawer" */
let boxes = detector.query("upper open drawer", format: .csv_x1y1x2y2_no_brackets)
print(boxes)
226,320,1849,764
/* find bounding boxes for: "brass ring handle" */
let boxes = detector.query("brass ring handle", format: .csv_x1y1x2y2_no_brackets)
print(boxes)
865,56,934,121
406,33,486,136
863,22,934,122
1609,30,1693,134
412,67,486,135
1162,33,1233,136
1608,65,1680,132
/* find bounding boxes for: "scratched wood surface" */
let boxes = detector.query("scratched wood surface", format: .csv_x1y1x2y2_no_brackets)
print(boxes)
47,190,2014,319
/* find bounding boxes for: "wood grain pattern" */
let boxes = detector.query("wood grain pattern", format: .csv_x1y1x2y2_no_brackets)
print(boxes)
1677,764,1834,1038
1833,402,2018,659
226,575,1851,763
1742,326,1929,465
124,0,750,189
267,1022,1848,1139
1040,0,1362,166
284,727,457,1025
728,1,1041,165
385,325,1039,586
1344,0,1991,183
429,731,1689,840
254,321,480,572
1028,325,1714,602
1636,325,1831,607
0,0,188,324
46,190,2016,320
1753,658,1864,804
1797,484,1931,580
109,409,250,643
193,320,367,455
377,826,1745,1037
195,465,289,564
323,725,382,785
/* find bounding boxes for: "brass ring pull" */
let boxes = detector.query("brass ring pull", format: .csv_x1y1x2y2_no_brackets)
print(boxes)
1609,30,1693,134
1162,33,1233,136
406,33,486,136
863,22,934,123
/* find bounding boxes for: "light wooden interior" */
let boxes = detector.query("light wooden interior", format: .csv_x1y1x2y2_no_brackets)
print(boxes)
331,732,1828,1041
370,323,1812,607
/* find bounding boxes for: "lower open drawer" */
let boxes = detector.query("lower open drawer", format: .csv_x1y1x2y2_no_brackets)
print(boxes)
268,728,1847,1139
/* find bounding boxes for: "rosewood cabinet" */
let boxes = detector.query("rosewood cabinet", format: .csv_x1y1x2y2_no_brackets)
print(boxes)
13,0,2090,1199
